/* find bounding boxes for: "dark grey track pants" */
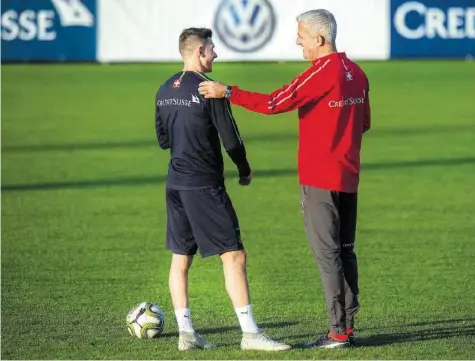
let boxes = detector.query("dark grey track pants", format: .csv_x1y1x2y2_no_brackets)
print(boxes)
300,185,359,335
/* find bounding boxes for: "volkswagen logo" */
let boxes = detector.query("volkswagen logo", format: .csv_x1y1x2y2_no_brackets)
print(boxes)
214,0,276,53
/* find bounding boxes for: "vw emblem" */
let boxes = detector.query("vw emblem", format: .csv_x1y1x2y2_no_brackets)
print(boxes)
214,0,276,53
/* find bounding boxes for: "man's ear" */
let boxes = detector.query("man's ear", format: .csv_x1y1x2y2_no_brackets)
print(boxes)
198,45,205,57
312,36,318,48
319,35,326,46
314,35,324,47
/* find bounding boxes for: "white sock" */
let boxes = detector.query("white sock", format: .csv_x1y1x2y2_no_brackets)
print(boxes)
175,308,195,333
235,304,259,333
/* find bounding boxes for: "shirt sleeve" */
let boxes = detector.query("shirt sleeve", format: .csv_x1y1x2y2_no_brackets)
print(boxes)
229,58,333,115
363,80,371,133
155,89,170,149
209,98,251,177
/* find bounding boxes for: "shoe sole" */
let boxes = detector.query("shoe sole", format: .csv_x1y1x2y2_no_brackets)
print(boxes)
178,346,214,351
179,342,215,351
241,345,291,351
316,342,350,349
179,344,202,351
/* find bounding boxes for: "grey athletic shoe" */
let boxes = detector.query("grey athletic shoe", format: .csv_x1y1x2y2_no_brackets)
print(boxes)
303,332,350,349
241,331,291,351
348,331,356,346
178,331,215,351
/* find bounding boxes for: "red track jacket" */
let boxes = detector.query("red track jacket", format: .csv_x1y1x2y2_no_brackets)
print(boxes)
229,52,371,193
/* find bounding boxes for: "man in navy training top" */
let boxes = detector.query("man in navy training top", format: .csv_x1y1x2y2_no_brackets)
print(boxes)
155,27,291,352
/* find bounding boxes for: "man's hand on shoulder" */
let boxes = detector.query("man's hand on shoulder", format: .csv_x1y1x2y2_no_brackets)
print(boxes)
199,81,228,99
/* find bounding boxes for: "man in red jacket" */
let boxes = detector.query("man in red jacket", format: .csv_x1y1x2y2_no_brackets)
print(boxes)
198,9,371,349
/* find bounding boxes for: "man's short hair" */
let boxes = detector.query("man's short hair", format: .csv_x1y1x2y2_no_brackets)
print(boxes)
297,9,337,47
179,27,213,57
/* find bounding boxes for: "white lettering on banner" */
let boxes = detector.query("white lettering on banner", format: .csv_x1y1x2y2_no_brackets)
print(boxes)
37,11,56,40
0,0,93,41
50,0,94,27
394,1,475,39
18,10,36,41
1,10,56,41
328,96,365,108
467,8,475,38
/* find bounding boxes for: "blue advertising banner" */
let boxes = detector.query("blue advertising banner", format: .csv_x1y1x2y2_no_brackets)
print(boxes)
391,0,475,58
1,0,96,61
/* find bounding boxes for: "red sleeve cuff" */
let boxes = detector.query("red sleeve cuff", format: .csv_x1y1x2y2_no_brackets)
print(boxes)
229,85,239,104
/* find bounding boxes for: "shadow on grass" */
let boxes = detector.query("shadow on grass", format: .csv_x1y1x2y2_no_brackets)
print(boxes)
158,320,299,339
3,124,474,153
289,318,475,348
404,317,475,327
156,317,475,349
357,324,475,347
2,157,475,193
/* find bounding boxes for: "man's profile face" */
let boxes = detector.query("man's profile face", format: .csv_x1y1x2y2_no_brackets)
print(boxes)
296,21,317,60
200,38,218,73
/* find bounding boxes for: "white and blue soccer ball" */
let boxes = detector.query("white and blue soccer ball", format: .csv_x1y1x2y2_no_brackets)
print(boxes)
126,302,165,339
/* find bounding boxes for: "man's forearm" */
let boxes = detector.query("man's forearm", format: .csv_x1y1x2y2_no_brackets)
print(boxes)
227,147,251,177
228,86,273,115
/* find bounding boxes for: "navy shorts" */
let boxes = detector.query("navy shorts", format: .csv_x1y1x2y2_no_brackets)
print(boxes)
166,185,244,258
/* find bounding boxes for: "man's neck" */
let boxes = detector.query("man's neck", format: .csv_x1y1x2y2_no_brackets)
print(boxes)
183,60,204,73
313,46,337,60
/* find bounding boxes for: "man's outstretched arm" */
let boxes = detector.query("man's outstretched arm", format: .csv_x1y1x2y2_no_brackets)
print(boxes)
199,59,333,115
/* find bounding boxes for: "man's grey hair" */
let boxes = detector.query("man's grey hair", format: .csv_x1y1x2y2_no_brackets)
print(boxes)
296,9,337,47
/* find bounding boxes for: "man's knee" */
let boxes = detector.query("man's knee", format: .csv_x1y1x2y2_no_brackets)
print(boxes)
170,254,193,273
314,248,343,273
220,249,247,267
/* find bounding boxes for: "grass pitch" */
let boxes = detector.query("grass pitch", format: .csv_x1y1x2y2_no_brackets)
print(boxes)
1,60,475,359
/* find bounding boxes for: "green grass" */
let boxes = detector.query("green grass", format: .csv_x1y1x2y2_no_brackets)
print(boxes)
2,60,475,359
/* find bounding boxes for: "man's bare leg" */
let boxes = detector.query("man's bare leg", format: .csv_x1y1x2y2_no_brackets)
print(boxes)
169,254,214,350
221,250,291,351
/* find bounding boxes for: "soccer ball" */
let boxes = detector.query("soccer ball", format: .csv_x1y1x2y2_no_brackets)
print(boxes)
126,302,165,339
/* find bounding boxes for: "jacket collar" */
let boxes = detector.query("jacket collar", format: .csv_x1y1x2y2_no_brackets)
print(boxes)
312,52,346,66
